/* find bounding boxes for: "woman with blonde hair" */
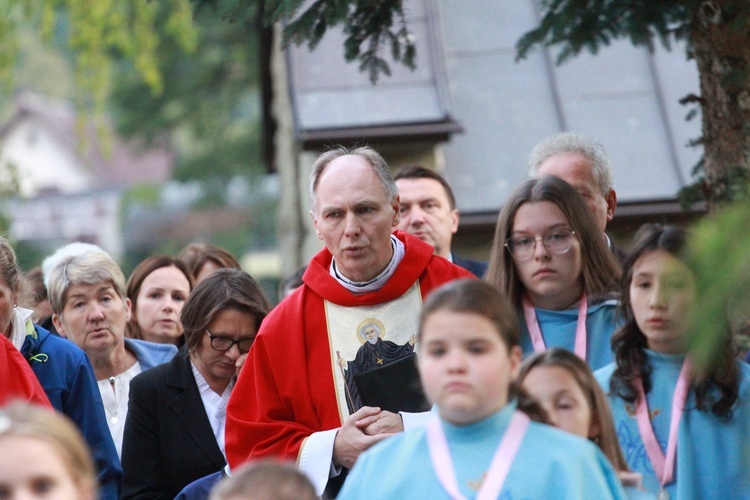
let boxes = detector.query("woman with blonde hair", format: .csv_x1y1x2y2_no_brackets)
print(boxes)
0,403,97,499
517,348,647,495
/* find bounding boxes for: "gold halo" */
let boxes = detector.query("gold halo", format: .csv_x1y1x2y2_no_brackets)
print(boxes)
356,318,385,345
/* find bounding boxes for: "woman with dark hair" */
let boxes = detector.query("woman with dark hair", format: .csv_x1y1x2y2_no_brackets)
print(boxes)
487,176,621,369
178,243,241,284
125,255,193,346
596,224,750,498
121,268,271,499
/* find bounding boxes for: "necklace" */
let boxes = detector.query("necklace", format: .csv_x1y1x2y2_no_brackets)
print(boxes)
98,364,139,426
102,375,125,425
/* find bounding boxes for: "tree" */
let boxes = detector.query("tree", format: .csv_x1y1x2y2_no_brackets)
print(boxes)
190,0,415,83
515,0,750,207
111,2,265,192
687,202,750,367
0,0,198,117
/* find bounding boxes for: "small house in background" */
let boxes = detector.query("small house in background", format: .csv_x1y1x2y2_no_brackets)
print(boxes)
275,0,705,269
0,91,174,259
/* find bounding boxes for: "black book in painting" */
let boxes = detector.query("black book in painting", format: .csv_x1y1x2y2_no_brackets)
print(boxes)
353,353,430,413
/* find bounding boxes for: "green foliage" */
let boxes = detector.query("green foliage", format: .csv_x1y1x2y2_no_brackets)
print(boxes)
111,3,263,189
0,161,22,198
12,238,51,274
265,0,415,83
0,0,198,116
685,203,750,368
119,184,163,218
193,0,415,83
193,0,416,83
516,0,696,64
680,161,750,208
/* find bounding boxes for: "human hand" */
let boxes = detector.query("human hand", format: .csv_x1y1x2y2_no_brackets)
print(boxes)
235,353,248,377
332,406,395,469
357,410,404,436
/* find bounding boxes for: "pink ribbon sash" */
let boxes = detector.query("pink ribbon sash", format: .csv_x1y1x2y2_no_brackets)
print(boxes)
522,294,588,360
426,410,530,500
634,359,691,487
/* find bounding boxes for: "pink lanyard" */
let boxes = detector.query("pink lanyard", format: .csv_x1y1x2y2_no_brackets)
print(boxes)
634,359,691,489
522,294,588,360
426,410,530,500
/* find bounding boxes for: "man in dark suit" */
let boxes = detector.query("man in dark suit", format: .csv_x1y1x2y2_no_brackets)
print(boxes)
528,132,626,265
394,166,488,277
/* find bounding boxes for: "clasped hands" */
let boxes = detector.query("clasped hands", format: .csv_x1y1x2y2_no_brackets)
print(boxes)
332,407,404,469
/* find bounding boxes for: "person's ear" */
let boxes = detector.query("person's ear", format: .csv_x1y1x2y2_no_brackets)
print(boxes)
310,210,323,240
52,314,67,338
605,189,617,221
391,196,400,228
124,297,132,322
450,209,459,234
509,346,523,378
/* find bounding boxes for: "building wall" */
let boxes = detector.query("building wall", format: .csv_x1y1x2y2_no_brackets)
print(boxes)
0,117,93,196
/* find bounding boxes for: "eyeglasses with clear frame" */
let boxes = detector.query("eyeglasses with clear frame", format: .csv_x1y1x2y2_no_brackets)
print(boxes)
205,330,254,353
504,227,577,261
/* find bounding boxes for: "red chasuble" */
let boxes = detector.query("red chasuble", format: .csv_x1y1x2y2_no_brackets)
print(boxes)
0,332,52,408
225,231,473,468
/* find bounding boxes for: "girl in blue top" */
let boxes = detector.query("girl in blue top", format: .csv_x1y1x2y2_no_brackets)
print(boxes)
596,224,750,499
519,348,651,498
487,176,621,369
339,279,625,499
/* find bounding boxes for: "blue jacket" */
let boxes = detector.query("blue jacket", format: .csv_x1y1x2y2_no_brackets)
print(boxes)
124,337,177,369
22,324,123,500
174,470,226,500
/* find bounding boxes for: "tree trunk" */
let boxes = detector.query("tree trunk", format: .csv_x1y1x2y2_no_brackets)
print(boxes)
691,0,750,206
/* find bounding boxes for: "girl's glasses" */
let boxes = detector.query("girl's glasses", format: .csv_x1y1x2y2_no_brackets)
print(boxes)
505,228,576,261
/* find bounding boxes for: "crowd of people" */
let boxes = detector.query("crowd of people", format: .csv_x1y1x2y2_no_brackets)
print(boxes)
1,132,749,499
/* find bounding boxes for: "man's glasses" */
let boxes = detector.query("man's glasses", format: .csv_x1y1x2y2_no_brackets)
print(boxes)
504,228,577,261
205,330,254,353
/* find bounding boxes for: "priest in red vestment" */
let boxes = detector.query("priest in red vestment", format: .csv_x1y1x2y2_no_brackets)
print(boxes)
226,147,472,495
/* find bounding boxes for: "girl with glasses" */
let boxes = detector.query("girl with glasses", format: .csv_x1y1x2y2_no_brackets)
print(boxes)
121,268,270,499
487,176,621,369
596,224,750,498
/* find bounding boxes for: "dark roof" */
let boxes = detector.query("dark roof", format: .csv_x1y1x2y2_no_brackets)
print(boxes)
285,0,702,216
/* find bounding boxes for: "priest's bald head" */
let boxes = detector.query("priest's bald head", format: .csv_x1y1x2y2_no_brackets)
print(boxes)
308,147,401,283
